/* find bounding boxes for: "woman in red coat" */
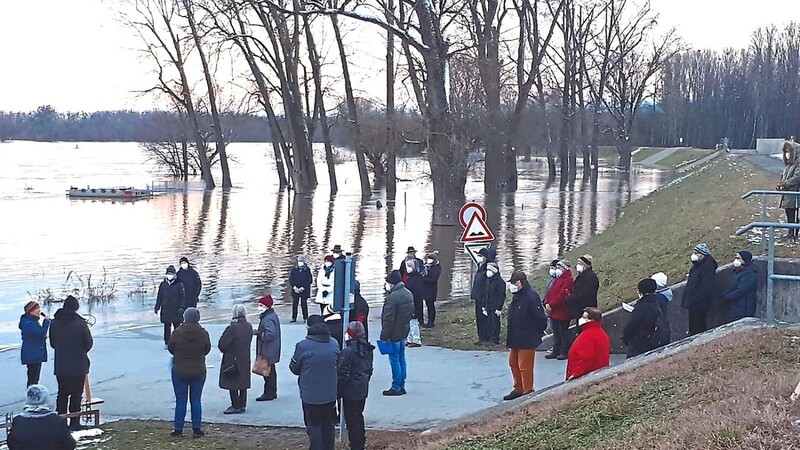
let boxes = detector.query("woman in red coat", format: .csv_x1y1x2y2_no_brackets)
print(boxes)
566,308,610,380
544,260,574,360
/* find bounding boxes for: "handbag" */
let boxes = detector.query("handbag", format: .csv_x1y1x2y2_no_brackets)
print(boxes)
376,339,395,356
222,358,240,379
252,355,271,376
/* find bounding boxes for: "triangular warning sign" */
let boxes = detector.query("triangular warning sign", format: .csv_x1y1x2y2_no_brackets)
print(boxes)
460,213,495,242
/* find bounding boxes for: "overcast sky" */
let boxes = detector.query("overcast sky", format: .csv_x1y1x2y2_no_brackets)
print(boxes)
1,0,798,112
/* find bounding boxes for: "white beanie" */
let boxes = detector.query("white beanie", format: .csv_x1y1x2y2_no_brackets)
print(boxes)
651,272,668,288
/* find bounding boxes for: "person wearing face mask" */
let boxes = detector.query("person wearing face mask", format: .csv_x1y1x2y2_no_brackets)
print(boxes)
176,256,202,308
681,243,718,336
155,265,187,346
332,244,346,260
484,262,505,346
722,250,758,322
255,295,281,401
420,252,441,328
623,279,664,358
470,247,496,345
544,259,560,298
503,271,547,401
543,260,574,360
404,257,424,348
566,308,610,381
567,255,599,338
379,270,414,396
289,255,313,323
398,246,424,282
316,255,336,314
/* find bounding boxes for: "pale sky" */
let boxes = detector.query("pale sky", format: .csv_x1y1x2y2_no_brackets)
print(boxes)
0,0,798,112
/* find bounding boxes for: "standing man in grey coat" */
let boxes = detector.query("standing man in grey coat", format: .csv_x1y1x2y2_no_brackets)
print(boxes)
255,295,281,401
290,315,340,450
380,270,414,396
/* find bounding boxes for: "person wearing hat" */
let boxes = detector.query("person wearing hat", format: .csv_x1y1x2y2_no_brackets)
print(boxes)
484,261,506,346
48,295,93,431
544,259,560,298
420,251,442,328
168,307,211,438
651,272,672,318
682,243,718,335
290,314,340,450
503,271,548,401
398,246,424,282
777,141,800,240
19,300,51,387
218,305,253,414
543,260,574,360
567,255,600,339
380,270,414,396
316,255,336,314
7,384,76,450
723,251,758,321
156,265,187,347
566,308,610,381
338,321,374,450
176,256,202,308
331,244,345,260
623,279,665,358
289,255,313,323
470,247,497,345
255,295,281,401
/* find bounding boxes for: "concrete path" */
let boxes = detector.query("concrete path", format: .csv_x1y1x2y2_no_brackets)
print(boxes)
639,147,682,168
0,310,623,431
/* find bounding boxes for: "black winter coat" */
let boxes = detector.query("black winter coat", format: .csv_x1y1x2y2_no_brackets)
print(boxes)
568,269,600,319
506,282,548,349
176,266,202,308
168,322,211,376
155,280,187,324
338,337,374,401
399,257,424,281
622,294,661,358
290,323,340,405
289,265,313,300
218,318,254,390
484,275,506,313
404,271,424,303
49,309,93,377
350,293,370,340
420,262,442,301
470,248,496,304
380,282,414,342
8,412,76,450
723,263,758,321
682,256,718,311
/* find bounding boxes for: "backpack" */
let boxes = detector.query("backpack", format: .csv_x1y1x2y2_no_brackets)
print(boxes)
649,308,671,349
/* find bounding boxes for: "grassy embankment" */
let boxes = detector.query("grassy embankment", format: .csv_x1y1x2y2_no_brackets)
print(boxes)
424,155,794,351
398,328,800,450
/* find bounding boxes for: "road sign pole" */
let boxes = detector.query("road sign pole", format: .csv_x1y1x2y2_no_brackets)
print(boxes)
339,254,352,443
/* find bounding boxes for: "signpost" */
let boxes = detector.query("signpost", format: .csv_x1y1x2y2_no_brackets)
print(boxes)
333,253,355,444
459,202,495,290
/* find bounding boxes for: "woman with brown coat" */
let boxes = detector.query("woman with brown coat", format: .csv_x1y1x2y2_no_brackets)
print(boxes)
218,305,253,414
777,141,800,240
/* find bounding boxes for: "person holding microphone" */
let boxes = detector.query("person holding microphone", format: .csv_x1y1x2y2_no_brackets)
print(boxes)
19,301,51,387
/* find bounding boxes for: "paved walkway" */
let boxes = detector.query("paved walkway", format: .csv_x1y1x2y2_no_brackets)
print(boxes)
639,147,683,168
0,309,623,431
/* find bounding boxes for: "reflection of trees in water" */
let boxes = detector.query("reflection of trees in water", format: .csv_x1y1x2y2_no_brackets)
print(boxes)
203,192,231,304
385,202,396,276
350,200,368,257
427,218,458,302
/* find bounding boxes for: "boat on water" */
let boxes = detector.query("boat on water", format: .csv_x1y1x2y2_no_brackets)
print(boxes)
67,186,153,199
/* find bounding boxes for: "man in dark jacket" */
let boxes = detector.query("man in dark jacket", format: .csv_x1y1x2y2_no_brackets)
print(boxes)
338,322,374,450
681,243,718,335
290,255,313,322
503,272,548,401
49,295,93,431
380,270,414,396
350,281,370,340
7,384,76,450
623,279,662,358
177,257,202,308
155,265,187,346
484,262,506,346
290,315,341,450
568,255,599,321
398,246,424,281
471,247,496,345
723,250,758,321
420,252,442,328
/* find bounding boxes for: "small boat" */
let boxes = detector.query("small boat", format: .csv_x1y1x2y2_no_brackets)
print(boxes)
67,186,153,199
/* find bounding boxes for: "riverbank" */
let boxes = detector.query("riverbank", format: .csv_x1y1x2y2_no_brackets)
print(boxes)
425,155,793,350
397,327,800,450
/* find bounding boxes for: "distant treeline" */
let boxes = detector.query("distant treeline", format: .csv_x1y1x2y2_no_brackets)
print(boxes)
0,106,273,143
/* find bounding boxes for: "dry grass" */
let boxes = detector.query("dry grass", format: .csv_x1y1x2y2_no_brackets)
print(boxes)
658,148,714,168
392,328,800,450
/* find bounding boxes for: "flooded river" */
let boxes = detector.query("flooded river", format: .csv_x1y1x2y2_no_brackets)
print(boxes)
0,141,669,346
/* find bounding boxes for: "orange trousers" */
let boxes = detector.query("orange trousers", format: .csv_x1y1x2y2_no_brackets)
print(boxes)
509,349,535,394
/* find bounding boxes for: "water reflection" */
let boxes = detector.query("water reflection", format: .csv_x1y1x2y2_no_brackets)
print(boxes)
0,142,669,343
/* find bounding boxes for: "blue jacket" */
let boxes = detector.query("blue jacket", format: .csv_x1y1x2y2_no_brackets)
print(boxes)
723,263,758,321
20,314,49,365
290,323,340,405
289,265,313,300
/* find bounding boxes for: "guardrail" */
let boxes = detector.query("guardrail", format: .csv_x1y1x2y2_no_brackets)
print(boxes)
741,190,800,252
735,222,800,323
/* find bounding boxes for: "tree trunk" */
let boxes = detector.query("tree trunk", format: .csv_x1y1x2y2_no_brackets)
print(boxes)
385,0,397,201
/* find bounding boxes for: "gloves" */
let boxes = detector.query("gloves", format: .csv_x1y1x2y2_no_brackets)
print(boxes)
495,309,501,317
154,308,159,315
481,307,488,317
322,291,329,297
299,287,305,292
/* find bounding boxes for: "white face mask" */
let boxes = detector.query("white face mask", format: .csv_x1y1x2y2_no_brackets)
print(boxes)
549,268,556,277
426,259,434,265
690,254,700,262
554,269,563,278
180,263,189,270
477,256,485,264
487,270,496,278
166,274,175,281
733,259,742,268
298,261,305,267
385,282,393,292
406,264,414,273
324,262,333,268
508,283,519,293
334,252,342,258
578,317,590,327
576,264,584,273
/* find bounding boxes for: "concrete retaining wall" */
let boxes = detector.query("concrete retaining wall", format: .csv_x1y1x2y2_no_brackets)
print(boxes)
541,257,800,354
756,138,786,154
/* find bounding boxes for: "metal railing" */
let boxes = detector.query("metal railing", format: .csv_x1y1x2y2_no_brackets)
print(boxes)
735,222,800,323
741,190,800,252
